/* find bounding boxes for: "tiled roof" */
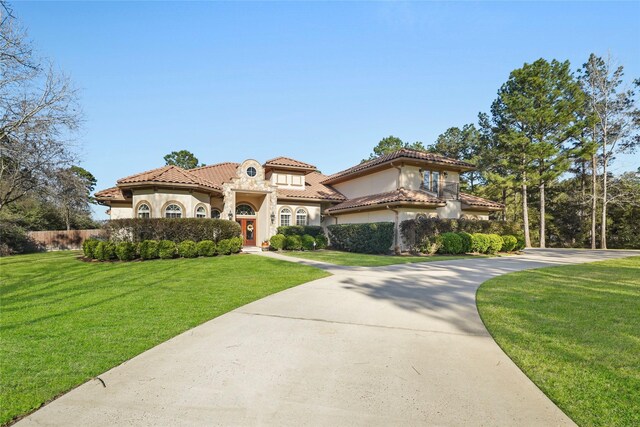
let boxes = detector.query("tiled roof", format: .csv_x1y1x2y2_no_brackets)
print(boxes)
325,188,445,214
263,156,317,171
322,149,476,184
94,186,127,201
117,165,221,191
277,172,346,201
190,162,240,187
459,192,504,210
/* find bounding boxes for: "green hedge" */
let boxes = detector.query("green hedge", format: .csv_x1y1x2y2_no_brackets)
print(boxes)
487,234,503,254
82,239,100,258
197,240,216,257
327,222,394,254
269,234,285,250
400,217,521,250
115,242,137,261
277,225,324,237
178,240,198,258
284,235,302,251
158,240,177,259
437,232,464,255
471,234,490,254
103,218,241,243
94,241,116,261
501,235,517,252
139,240,159,260
314,234,328,249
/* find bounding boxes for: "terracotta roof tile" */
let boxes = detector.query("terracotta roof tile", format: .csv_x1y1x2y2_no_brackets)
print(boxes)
264,156,316,171
94,186,127,201
277,172,346,201
325,188,445,214
117,165,221,191
190,162,240,187
322,149,476,184
459,192,504,210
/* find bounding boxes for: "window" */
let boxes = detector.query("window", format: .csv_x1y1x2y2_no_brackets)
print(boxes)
165,204,182,218
246,166,257,177
432,171,440,194
276,174,288,185
295,208,308,226
195,206,207,218
291,175,303,186
137,203,150,218
236,204,255,216
423,170,440,194
211,209,221,219
280,208,291,226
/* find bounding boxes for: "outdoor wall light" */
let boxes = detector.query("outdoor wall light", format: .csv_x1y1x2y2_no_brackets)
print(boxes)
228,212,233,220
270,213,276,224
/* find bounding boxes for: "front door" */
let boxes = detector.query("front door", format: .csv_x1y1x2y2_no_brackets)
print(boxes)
237,218,257,246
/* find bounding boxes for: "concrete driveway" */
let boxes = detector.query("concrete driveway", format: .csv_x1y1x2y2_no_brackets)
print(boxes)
17,249,638,426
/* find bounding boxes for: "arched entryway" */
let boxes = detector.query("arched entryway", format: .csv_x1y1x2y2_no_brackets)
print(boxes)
235,203,257,246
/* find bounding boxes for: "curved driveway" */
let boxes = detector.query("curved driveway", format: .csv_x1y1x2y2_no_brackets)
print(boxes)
18,249,638,426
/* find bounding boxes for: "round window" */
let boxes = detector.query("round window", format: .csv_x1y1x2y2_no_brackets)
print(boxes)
246,166,257,177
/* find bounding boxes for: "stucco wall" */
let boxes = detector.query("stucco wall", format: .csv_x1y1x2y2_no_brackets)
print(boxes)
332,168,398,199
270,170,306,190
436,200,462,219
131,188,210,218
110,203,133,219
461,210,490,220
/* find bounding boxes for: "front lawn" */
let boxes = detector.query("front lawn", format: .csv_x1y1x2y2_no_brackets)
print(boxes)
0,251,328,426
278,249,482,267
476,256,640,427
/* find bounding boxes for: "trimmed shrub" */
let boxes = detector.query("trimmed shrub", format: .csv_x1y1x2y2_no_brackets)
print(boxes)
413,236,440,255
487,234,503,254
400,217,521,249
158,240,178,259
458,232,473,253
115,241,137,261
501,235,517,252
217,239,232,255
471,233,490,254
139,240,159,260
94,241,116,261
103,218,241,243
515,236,526,251
437,232,464,255
327,222,394,254
284,235,302,251
277,225,324,237
314,234,328,249
229,236,243,253
301,234,316,251
197,240,216,257
269,234,285,250
82,238,100,259
178,240,198,258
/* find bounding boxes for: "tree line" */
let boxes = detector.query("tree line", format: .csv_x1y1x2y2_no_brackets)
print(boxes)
367,56,639,249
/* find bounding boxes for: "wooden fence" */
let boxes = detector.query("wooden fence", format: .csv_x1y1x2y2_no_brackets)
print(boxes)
28,229,104,250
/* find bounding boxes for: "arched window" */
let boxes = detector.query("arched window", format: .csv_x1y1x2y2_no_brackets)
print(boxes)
165,204,182,218
137,203,151,219
211,209,221,219
195,206,207,218
295,208,308,226
280,207,291,226
236,204,255,216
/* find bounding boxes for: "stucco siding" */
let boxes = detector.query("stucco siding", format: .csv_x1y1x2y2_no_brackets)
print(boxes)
332,210,395,224
132,188,210,219
110,203,133,219
437,200,462,219
332,168,398,199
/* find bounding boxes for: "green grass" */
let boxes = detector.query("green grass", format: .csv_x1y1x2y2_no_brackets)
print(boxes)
278,249,482,267
0,251,328,425
477,256,640,427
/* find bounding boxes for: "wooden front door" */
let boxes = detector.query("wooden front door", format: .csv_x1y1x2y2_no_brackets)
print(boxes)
237,218,257,246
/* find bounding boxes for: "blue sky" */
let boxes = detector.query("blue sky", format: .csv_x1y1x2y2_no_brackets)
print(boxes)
12,1,640,218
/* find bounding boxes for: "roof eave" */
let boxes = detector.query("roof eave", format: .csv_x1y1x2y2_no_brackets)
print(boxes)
117,182,222,194
326,200,445,215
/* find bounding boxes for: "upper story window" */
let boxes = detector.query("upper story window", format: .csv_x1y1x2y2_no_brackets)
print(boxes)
165,204,182,218
291,175,303,186
280,207,291,226
137,203,151,218
423,170,440,194
195,206,207,218
295,208,308,226
246,166,257,177
211,209,221,219
236,204,255,216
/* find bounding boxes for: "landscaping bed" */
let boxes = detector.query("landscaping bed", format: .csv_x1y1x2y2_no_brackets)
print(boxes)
477,256,640,426
0,251,328,425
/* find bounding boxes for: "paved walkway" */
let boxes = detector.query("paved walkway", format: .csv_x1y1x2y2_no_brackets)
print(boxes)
18,249,638,426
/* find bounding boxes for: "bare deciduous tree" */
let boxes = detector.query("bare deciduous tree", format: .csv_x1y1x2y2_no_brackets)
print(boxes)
579,53,639,249
0,1,82,210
